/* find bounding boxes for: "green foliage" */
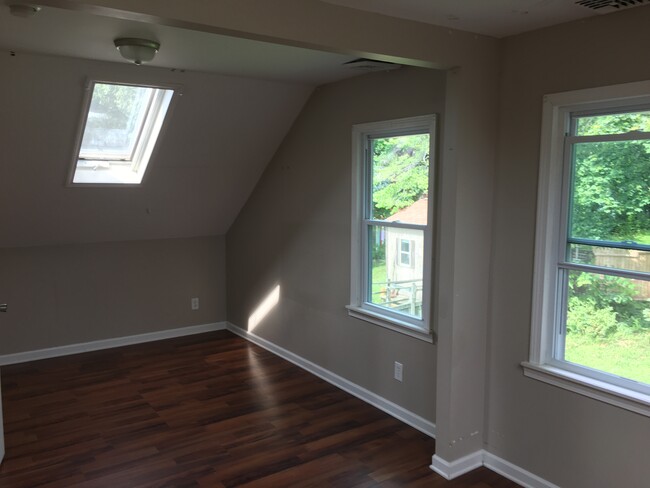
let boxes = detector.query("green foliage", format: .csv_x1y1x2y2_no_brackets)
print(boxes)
89,83,143,131
570,272,637,309
372,134,429,219
576,111,650,136
566,112,650,341
571,113,650,242
572,141,650,241
566,297,619,338
568,271,648,338
82,84,152,153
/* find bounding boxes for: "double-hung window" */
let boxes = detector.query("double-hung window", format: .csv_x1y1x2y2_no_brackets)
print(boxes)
68,81,177,186
348,115,436,342
525,82,650,416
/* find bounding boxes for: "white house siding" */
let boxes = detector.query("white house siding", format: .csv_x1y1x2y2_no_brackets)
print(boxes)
384,227,424,316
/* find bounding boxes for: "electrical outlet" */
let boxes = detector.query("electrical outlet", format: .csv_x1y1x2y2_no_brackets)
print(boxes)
191,297,199,310
394,361,403,382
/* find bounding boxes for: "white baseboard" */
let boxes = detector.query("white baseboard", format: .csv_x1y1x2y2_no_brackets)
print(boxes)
226,322,436,438
483,451,560,488
430,451,484,480
0,322,227,366
430,450,559,488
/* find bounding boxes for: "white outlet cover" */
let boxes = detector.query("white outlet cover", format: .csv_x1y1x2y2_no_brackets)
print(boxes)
191,297,199,310
394,361,403,382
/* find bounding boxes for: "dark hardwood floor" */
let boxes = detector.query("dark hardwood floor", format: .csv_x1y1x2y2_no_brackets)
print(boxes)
0,331,519,487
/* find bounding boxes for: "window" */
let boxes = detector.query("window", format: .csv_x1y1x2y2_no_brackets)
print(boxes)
68,81,177,186
348,115,436,341
399,239,414,267
525,81,650,416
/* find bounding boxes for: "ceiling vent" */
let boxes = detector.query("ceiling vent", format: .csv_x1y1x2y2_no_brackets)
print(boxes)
343,59,401,72
576,0,647,12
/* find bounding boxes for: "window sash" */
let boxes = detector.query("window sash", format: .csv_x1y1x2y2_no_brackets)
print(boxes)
552,265,650,396
78,85,164,165
567,237,650,253
349,115,436,338
362,223,425,324
565,132,650,144
69,79,178,186
551,107,650,394
362,131,429,327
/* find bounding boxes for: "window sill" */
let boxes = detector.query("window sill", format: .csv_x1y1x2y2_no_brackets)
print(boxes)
521,361,650,417
346,305,434,343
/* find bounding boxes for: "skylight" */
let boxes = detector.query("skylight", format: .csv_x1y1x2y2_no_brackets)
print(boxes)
69,81,175,185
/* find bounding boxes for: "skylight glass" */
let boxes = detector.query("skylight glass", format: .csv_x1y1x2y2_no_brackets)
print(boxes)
70,81,175,185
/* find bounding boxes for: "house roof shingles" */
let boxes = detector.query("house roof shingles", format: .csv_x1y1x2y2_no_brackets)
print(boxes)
385,198,428,225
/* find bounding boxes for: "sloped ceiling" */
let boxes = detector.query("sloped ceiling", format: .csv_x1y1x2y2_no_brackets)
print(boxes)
0,4,377,247
0,52,313,247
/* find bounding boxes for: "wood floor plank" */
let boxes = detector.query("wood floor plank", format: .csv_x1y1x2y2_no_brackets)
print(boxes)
0,331,520,487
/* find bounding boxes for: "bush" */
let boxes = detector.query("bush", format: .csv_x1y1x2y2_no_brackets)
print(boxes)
566,297,619,338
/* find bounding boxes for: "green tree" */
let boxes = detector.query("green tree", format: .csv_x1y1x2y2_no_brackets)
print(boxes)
571,113,650,243
568,112,650,337
372,134,429,219
82,84,151,153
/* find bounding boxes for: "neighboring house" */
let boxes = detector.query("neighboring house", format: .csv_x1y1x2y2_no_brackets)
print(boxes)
383,197,428,316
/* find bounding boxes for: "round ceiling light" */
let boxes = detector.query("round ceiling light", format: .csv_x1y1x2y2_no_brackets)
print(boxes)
8,4,41,17
114,38,160,65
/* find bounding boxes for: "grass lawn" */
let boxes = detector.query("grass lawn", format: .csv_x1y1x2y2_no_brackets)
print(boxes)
632,232,650,245
371,262,387,301
565,329,650,384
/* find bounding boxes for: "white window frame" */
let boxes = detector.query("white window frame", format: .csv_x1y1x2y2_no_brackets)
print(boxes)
523,80,650,417
67,79,180,187
347,115,436,342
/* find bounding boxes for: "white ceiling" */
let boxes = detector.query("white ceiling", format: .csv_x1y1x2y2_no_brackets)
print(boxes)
321,0,647,38
0,4,362,85
3,1,643,85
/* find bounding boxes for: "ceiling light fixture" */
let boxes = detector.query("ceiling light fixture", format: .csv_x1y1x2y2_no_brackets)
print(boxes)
8,4,41,17
114,38,160,65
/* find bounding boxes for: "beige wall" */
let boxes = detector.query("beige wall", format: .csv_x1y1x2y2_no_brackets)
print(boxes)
488,7,650,487
0,236,226,354
32,0,501,463
3,0,502,469
227,67,444,421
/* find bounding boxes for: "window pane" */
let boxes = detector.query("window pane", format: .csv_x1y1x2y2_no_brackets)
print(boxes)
80,83,154,159
564,269,650,385
575,110,650,136
370,134,429,224
368,225,423,319
568,244,650,273
569,140,650,244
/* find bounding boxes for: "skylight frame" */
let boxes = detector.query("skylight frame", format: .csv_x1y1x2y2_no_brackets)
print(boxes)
67,79,181,188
